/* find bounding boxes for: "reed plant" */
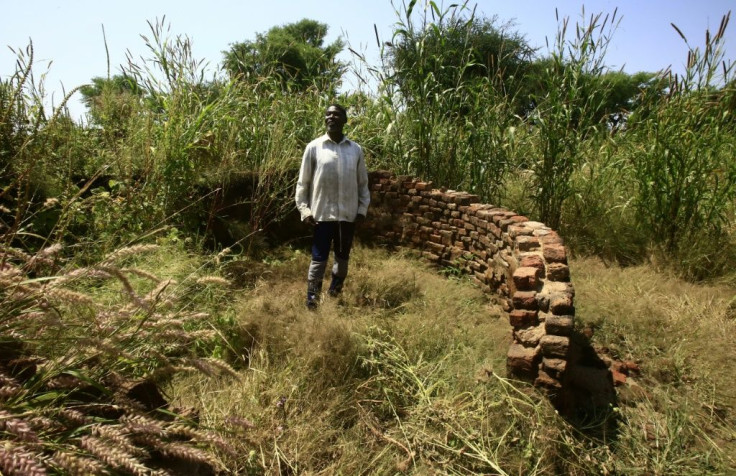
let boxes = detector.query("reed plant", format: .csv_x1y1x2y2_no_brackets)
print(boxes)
623,13,736,278
0,41,249,473
0,233,243,474
555,12,736,278
361,0,521,203
525,8,621,229
0,42,90,249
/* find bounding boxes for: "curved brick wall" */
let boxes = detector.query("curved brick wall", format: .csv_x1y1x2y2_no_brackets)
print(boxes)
361,171,575,392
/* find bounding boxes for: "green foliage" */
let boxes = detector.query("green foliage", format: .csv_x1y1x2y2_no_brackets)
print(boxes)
367,0,523,201
624,13,736,277
223,18,345,93
628,88,736,259
526,8,621,229
597,70,661,127
4,6,736,279
97,19,335,253
388,1,534,106
0,41,97,255
79,74,143,133
558,141,645,265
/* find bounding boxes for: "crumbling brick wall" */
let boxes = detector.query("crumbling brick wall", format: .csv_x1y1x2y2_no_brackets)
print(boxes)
362,171,575,391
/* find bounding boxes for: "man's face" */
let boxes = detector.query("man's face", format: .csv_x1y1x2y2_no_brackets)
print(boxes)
325,106,347,134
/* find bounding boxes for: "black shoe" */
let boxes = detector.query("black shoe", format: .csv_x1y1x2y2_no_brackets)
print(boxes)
307,280,322,310
328,273,345,297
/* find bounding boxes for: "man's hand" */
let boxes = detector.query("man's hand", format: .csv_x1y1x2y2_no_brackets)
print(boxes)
355,214,366,226
304,215,316,226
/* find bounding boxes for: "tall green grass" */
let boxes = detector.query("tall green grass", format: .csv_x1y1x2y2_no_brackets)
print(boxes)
364,0,520,203
526,8,621,229
7,5,736,278
355,2,736,279
624,14,736,277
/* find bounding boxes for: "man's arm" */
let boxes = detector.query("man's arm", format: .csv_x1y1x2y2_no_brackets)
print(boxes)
356,147,370,218
295,145,314,221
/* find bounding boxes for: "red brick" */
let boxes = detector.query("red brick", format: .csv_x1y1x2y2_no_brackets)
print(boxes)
512,291,538,310
542,357,567,376
514,324,545,346
513,267,541,290
488,222,502,238
540,335,570,358
508,224,534,238
509,309,539,328
623,360,641,374
545,315,574,336
543,243,567,263
507,343,540,379
539,231,563,245
519,254,545,272
516,236,541,252
415,181,433,191
421,251,440,261
493,212,513,225
511,215,529,223
611,369,627,386
535,369,562,389
546,263,570,282
549,293,574,315
451,193,478,205
426,241,445,254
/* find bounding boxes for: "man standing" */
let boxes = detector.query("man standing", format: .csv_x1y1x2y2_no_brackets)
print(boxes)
295,104,370,309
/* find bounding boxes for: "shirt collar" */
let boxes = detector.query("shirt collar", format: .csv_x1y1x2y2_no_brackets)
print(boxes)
322,133,350,145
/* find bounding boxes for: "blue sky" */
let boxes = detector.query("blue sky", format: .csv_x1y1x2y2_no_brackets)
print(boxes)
2,0,734,120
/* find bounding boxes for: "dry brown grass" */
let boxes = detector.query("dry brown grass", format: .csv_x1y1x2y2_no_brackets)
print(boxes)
168,245,527,474
573,256,736,473
167,246,736,474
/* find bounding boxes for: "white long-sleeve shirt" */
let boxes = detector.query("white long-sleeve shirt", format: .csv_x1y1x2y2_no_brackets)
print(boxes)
295,134,370,222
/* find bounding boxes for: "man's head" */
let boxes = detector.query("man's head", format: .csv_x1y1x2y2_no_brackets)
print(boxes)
325,104,348,138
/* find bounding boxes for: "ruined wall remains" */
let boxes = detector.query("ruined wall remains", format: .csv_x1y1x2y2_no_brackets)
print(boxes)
362,171,576,392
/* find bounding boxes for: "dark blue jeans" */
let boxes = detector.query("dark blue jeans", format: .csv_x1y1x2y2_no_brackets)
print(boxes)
307,221,356,296
311,221,356,264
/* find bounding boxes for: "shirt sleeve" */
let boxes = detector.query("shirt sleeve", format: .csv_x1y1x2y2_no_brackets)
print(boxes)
356,146,370,217
295,145,313,221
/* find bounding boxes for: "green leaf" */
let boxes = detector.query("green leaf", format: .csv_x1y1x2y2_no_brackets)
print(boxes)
406,0,419,18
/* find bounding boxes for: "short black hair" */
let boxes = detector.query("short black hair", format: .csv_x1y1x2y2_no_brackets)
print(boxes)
326,103,347,117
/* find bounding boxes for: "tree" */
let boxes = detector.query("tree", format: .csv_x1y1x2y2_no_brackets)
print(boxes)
597,70,661,128
386,2,535,111
223,19,345,93
79,75,143,131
